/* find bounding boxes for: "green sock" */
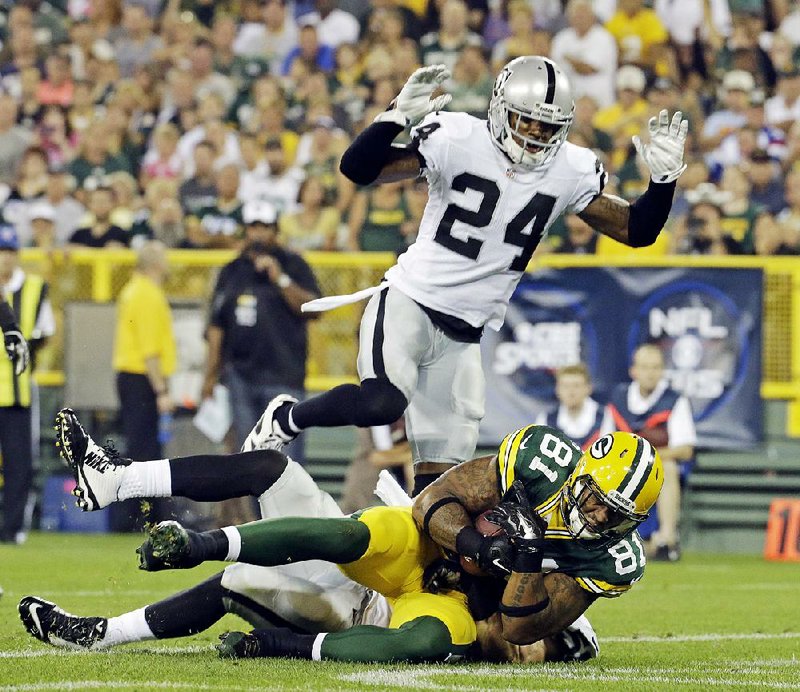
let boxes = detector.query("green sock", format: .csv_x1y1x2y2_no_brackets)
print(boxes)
237,517,370,566
320,617,468,663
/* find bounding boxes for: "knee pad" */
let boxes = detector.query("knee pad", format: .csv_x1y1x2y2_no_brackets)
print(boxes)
353,379,407,427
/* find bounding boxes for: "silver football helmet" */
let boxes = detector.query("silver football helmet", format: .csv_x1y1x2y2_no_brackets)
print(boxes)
488,56,575,169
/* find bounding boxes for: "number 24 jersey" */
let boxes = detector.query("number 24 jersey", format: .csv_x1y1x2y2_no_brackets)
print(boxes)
496,424,647,598
384,111,607,331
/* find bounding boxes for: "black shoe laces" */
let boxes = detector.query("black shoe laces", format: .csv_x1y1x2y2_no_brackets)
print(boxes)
83,439,127,472
53,609,106,647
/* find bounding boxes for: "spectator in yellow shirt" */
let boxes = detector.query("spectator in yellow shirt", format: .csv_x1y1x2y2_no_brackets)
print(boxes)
111,240,176,530
593,65,650,171
605,0,669,73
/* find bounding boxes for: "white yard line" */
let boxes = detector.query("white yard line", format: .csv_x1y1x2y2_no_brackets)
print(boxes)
0,683,264,691
603,632,800,643
341,663,800,690
0,646,212,658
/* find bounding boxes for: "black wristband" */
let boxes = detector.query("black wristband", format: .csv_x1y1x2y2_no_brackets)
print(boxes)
512,549,544,574
628,179,676,247
422,496,463,536
498,596,550,618
339,121,405,186
455,526,485,561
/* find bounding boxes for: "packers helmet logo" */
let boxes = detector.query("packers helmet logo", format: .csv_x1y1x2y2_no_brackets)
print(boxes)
590,434,613,459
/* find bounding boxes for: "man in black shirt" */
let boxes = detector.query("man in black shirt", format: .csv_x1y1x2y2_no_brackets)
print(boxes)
200,201,320,462
67,186,129,248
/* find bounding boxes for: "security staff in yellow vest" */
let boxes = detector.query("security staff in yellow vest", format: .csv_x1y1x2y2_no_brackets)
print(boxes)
111,240,176,531
0,224,55,544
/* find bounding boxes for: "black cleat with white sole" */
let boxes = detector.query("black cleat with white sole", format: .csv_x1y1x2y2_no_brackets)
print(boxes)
136,520,207,571
217,631,264,659
19,596,107,650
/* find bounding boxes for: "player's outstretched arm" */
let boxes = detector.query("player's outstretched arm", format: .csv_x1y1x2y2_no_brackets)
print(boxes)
578,110,688,247
339,65,451,186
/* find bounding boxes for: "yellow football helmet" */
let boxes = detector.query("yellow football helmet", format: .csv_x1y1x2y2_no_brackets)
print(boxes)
560,432,663,548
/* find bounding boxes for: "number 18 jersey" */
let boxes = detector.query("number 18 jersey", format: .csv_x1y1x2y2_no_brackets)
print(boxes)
384,111,607,331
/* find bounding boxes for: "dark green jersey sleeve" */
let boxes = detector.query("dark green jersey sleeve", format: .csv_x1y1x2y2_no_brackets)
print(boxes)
544,531,647,598
496,424,582,510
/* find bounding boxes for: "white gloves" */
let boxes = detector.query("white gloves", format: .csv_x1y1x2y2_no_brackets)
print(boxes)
4,329,29,375
632,109,689,184
374,64,452,127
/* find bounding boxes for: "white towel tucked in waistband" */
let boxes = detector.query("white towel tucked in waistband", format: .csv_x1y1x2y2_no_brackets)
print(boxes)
374,469,413,507
301,282,387,313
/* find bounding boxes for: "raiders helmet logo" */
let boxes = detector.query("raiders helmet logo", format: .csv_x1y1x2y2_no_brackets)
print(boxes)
590,434,613,459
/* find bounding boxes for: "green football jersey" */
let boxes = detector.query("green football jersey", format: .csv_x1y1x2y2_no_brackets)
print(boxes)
496,424,646,598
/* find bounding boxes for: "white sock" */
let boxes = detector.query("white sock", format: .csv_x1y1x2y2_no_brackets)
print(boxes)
119,459,172,500
287,407,301,434
101,608,155,649
311,633,327,661
222,526,241,561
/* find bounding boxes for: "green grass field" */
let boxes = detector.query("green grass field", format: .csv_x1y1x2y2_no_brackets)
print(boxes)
1,532,798,691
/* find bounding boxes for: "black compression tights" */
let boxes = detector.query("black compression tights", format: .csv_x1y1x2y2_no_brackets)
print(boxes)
144,573,229,638
168,449,288,501
291,378,407,429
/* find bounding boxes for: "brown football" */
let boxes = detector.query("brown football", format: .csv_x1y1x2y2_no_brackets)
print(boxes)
460,510,506,577
475,510,505,537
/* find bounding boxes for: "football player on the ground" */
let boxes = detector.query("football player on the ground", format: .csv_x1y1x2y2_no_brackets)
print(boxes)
245,55,688,498
45,406,662,662
414,427,663,646
19,408,596,663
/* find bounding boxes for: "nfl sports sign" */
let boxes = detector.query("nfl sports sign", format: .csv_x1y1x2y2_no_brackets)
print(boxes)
479,267,763,449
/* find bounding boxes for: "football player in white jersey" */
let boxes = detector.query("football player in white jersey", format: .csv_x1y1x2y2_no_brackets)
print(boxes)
244,56,689,497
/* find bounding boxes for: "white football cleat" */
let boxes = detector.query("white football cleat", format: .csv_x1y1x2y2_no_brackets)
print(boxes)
55,408,131,511
241,394,298,452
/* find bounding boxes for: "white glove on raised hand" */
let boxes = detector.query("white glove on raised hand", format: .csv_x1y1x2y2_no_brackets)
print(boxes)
632,109,689,184
374,64,452,127
4,329,29,375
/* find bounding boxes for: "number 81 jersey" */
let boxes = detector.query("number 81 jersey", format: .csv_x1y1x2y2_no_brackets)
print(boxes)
496,424,647,598
384,111,607,331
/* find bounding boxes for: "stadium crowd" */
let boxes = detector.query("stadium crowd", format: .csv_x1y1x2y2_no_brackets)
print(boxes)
0,0,798,257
